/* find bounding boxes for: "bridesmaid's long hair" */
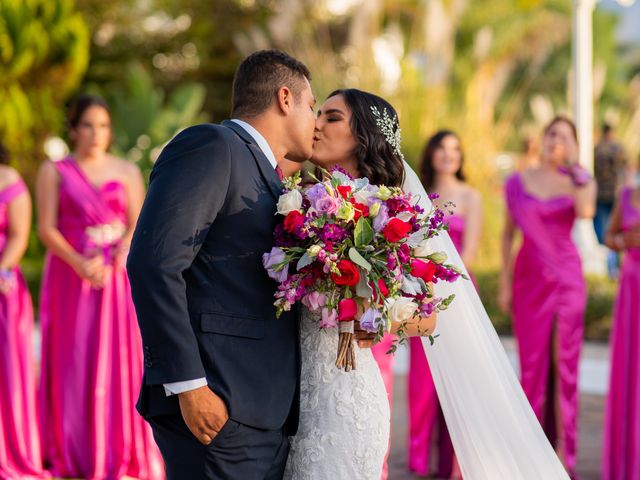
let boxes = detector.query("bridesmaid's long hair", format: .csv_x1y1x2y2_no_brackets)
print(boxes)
0,143,9,165
420,130,466,192
327,89,405,188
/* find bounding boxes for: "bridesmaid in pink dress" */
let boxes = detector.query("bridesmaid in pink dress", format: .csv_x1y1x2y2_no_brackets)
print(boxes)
0,150,49,479
36,95,164,479
406,130,482,478
602,184,640,480
501,116,596,478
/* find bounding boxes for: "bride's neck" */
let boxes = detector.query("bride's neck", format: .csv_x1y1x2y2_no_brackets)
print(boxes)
333,158,359,179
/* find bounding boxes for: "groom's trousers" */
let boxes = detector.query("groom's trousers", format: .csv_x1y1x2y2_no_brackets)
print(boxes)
149,414,289,479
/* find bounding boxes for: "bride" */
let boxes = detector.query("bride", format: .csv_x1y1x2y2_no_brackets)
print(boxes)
284,88,570,480
283,89,436,480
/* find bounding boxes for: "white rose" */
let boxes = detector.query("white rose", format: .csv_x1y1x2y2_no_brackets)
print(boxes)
385,297,419,324
276,190,303,215
413,238,434,257
353,189,375,205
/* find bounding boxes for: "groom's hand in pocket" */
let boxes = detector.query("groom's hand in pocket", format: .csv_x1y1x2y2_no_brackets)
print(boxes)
178,386,229,445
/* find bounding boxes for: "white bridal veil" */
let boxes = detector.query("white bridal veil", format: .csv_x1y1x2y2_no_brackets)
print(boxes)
402,162,570,480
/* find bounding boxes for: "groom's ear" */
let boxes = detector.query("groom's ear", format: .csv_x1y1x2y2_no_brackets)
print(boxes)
276,86,294,115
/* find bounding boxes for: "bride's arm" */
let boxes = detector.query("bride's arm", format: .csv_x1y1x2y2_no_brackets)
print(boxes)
390,311,436,337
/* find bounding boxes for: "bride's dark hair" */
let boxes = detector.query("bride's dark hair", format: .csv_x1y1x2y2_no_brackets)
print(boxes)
327,89,405,187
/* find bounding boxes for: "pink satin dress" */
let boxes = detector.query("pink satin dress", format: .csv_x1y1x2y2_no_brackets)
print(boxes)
406,214,464,477
603,187,640,480
371,333,395,480
505,173,586,478
39,158,164,479
0,180,50,479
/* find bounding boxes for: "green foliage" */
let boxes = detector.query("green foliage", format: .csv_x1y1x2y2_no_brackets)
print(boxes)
0,0,89,181
98,63,207,179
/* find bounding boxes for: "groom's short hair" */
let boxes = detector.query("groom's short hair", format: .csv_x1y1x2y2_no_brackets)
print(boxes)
231,50,311,118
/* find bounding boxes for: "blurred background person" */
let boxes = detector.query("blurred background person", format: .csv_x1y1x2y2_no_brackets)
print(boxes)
0,144,49,479
519,132,541,171
602,177,640,480
407,130,482,478
500,116,596,478
36,95,164,479
594,123,628,279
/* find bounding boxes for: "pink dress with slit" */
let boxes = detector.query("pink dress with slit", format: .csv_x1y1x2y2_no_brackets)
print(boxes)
505,173,585,478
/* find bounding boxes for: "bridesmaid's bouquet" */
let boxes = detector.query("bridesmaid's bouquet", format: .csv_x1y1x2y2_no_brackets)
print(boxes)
263,168,465,371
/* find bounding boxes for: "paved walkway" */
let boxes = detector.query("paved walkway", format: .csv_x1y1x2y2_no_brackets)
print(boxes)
388,337,607,479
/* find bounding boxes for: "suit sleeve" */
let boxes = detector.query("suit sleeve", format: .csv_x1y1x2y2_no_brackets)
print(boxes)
127,124,231,385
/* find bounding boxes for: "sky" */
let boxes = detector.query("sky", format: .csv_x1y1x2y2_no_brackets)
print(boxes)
599,0,640,43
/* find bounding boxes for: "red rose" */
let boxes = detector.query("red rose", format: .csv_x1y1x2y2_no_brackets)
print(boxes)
283,210,305,234
411,259,436,283
352,201,370,220
338,298,358,322
337,185,352,199
371,279,390,302
331,259,361,287
383,218,412,243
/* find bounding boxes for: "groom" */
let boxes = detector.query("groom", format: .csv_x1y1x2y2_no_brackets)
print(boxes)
127,50,316,479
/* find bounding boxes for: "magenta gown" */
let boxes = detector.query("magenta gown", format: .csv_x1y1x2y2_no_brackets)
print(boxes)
406,214,464,476
602,187,640,480
0,180,50,480
505,173,586,478
371,333,395,480
39,158,164,480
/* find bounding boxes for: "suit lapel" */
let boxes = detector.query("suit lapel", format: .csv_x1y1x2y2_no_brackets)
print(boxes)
222,120,282,201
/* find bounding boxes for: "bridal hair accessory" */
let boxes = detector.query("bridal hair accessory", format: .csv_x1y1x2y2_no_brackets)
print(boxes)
370,106,405,161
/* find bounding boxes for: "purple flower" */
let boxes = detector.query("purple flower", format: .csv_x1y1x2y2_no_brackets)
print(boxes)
386,253,397,270
398,243,411,264
320,307,338,328
262,247,289,283
433,264,461,283
274,223,297,247
319,223,348,243
302,291,327,310
359,308,383,333
428,193,440,200
386,197,413,216
420,301,436,317
316,196,341,215
305,184,340,215
373,204,390,232
328,166,353,178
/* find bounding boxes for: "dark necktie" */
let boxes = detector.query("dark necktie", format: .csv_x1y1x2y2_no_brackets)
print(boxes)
275,165,284,181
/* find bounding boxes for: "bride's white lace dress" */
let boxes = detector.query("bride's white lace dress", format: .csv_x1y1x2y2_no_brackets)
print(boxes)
284,308,390,479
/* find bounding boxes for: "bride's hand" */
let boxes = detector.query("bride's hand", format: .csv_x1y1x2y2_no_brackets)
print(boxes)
354,320,376,348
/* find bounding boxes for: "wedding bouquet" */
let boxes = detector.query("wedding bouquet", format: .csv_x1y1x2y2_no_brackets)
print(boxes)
263,168,465,371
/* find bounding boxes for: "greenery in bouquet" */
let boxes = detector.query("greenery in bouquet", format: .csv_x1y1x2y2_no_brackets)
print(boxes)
263,168,466,371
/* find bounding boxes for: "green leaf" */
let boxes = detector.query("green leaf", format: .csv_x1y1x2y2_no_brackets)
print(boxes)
354,217,374,247
296,253,312,271
349,247,372,271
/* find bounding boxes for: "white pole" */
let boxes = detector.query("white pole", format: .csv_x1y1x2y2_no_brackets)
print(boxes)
572,0,605,275
573,0,595,173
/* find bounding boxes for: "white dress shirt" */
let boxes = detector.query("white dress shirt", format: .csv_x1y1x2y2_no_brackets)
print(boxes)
163,119,278,396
